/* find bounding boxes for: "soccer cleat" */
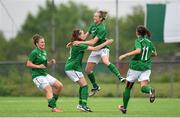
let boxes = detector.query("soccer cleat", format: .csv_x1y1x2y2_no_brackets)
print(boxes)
77,105,93,112
149,88,155,103
88,86,101,97
119,76,126,83
48,104,53,108
52,107,63,112
118,105,127,114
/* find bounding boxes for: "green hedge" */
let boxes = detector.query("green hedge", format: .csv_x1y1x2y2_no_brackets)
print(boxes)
0,71,180,97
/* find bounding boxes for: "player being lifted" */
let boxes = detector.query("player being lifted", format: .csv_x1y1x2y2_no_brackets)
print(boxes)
118,25,157,114
65,29,113,112
73,10,125,96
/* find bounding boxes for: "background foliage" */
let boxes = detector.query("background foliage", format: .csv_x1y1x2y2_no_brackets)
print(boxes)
0,1,179,61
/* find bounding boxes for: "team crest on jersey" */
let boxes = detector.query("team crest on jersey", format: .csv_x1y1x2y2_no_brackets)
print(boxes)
38,52,47,60
91,27,97,34
42,52,47,60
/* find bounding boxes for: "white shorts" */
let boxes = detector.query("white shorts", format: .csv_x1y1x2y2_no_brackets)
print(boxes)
33,74,57,91
126,69,151,82
65,70,84,82
87,48,109,64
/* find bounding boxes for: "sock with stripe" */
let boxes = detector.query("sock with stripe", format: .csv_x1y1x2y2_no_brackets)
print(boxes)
107,63,122,78
141,85,152,94
53,93,59,103
87,73,98,88
79,85,88,106
123,87,131,109
48,97,56,108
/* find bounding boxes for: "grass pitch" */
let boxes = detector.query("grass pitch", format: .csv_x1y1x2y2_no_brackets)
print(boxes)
0,97,180,117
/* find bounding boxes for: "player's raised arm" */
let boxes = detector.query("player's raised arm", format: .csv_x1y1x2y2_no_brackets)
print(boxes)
87,39,113,51
119,48,141,61
26,60,46,68
73,36,99,46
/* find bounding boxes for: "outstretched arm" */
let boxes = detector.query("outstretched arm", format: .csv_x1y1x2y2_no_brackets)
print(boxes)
151,51,157,57
48,59,56,65
87,39,113,51
26,60,46,68
73,36,99,46
119,48,141,60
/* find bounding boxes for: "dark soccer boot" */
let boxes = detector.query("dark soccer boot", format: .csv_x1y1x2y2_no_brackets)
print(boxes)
118,105,127,114
89,86,101,97
150,88,155,103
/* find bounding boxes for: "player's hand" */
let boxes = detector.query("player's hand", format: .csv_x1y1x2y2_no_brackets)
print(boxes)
38,64,46,68
73,41,81,46
48,59,56,64
106,39,113,45
119,54,127,61
66,42,72,48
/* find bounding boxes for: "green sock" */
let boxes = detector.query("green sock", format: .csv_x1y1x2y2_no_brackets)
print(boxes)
123,87,131,109
79,87,82,105
53,94,59,103
48,97,56,108
87,73,98,88
141,86,152,94
107,63,121,78
80,85,88,106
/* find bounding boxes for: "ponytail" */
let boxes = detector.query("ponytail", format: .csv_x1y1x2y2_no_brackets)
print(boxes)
66,29,81,48
32,34,43,47
145,28,151,38
136,25,151,38
71,29,81,42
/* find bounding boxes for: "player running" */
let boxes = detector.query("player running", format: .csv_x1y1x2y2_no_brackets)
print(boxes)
118,25,157,114
26,34,63,112
73,10,125,96
65,29,113,112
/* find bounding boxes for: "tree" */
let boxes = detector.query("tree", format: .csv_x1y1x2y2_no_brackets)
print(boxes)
3,1,180,61
7,1,94,61
106,5,144,61
0,31,8,61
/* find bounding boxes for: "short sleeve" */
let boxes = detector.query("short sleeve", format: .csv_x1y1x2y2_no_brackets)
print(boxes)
135,40,141,49
28,51,37,62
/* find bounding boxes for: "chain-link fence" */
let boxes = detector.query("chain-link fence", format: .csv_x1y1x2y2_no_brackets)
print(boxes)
0,60,180,97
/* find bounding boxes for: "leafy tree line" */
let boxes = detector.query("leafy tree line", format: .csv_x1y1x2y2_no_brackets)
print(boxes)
0,1,179,62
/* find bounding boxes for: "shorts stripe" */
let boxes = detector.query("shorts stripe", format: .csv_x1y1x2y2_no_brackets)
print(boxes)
35,78,41,84
74,70,80,79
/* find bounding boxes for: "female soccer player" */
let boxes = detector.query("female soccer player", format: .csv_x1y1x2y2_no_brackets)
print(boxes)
65,29,113,112
118,25,157,114
73,10,125,96
26,34,63,112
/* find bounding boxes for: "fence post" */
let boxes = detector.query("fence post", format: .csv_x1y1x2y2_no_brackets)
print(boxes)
19,63,24,96
169,65,174,98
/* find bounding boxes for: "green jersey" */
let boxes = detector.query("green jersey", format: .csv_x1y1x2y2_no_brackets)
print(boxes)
88,22,109,49
28,48,48,79
129,37,156,71
65,44,88,72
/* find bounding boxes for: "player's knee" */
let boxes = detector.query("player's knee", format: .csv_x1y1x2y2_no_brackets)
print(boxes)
102,60,110,65
56,81,63,91
44,85,52,93
78,78,87,87
85,67,92,74
126,81,134,89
